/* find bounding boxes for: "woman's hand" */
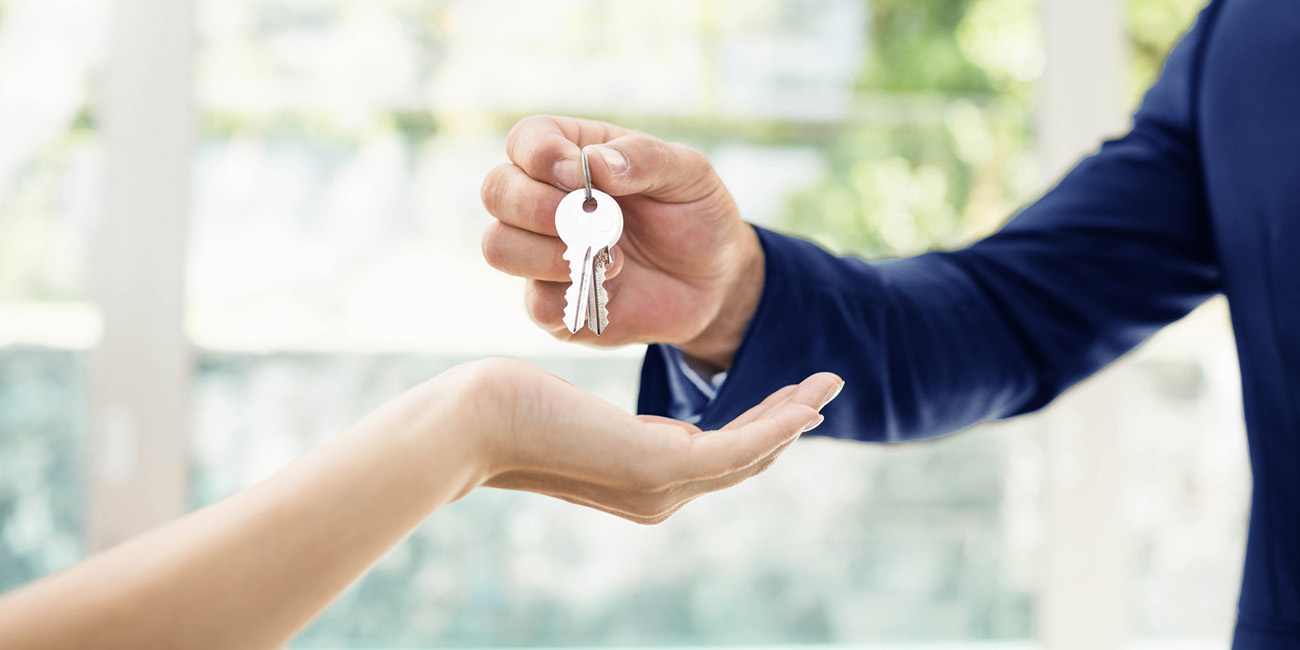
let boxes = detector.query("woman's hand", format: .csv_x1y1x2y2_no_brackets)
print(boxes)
445,358,843,523
0,358,839,650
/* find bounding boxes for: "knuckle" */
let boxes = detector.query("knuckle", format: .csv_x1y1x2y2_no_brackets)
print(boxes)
508,115,562,171
524,281,565,329
483,165,529,223
671,142,709,169
523,281,547,317
480,165,503,213
669,142,718,195
480,223,505,268
506,115,545,152
626,134,667,175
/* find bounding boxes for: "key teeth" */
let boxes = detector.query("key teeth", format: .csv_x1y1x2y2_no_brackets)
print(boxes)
589,247,610,335
563,252,590,334
562,283,582,334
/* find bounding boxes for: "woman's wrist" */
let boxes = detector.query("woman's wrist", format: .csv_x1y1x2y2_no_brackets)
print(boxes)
406,357,544,488
323,364,500,515
398,366,500,502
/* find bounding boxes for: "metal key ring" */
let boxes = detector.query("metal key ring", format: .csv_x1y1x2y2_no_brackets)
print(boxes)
581,147,593,202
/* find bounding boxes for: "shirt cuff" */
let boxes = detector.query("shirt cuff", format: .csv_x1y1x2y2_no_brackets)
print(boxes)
658,345,729,424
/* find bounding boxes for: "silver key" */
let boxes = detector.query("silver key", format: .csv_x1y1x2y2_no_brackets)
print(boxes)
556,149,623,335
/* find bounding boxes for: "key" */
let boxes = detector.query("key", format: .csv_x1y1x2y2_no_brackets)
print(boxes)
556,188,622,334
555,150,623,335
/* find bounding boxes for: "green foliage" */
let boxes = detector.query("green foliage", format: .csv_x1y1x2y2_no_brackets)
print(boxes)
862,0,997,93
861,0,1038,96
1126,0,1206,107
783,0,1036,258
781,0,1202,260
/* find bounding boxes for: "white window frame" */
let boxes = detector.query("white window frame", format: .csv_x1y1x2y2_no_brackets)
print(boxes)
1036,0,1131,646
86,0,194,551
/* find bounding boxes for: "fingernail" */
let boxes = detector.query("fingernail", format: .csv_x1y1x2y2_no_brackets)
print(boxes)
818,381,845,410
552,158,578,190
801,414,825,433
593,145,628,175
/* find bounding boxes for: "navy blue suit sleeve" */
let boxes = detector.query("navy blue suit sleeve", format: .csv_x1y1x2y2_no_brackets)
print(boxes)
639,5,1222,441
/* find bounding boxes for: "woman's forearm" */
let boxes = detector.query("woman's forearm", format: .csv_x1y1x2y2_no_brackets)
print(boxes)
0,374,484,650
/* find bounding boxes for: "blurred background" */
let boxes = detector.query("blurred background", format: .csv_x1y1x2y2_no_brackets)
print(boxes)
0,0,1248,648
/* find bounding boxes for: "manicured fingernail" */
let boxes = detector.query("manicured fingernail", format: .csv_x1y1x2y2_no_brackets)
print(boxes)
818,381,845,410
552,158,578,190
592,145,628,175
801,414,825,433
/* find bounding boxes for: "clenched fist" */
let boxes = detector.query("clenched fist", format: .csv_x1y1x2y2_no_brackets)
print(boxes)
480,115,764,372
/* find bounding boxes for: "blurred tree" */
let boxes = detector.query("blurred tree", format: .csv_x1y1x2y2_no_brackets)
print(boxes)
781,0,1204,260
1126,0,1206,107
781,0,1037,259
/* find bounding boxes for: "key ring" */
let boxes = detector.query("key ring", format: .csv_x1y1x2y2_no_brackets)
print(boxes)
581,147,593,202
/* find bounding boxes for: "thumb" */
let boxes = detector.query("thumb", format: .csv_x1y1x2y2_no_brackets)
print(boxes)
576,135,722,204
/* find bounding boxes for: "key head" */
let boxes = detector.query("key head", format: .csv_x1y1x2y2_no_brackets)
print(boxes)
555,188,624,251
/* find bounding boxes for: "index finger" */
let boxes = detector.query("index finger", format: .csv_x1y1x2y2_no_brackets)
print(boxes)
505,115,641,190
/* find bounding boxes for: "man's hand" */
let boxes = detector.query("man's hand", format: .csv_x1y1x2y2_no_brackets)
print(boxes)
452,358,842,524
481,115,764,372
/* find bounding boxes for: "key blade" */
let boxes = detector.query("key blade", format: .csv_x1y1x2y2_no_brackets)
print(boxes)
562,248,592,334
586,273,600,336
588,247,610,336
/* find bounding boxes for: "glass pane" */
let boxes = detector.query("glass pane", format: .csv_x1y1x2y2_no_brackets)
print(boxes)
0,0,108,593
1120,303,1248,641
0,0,107,306
0,348,87,592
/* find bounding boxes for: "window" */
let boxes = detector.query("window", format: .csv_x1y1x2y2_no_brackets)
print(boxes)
0,0,1244,647
0,0,109,592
